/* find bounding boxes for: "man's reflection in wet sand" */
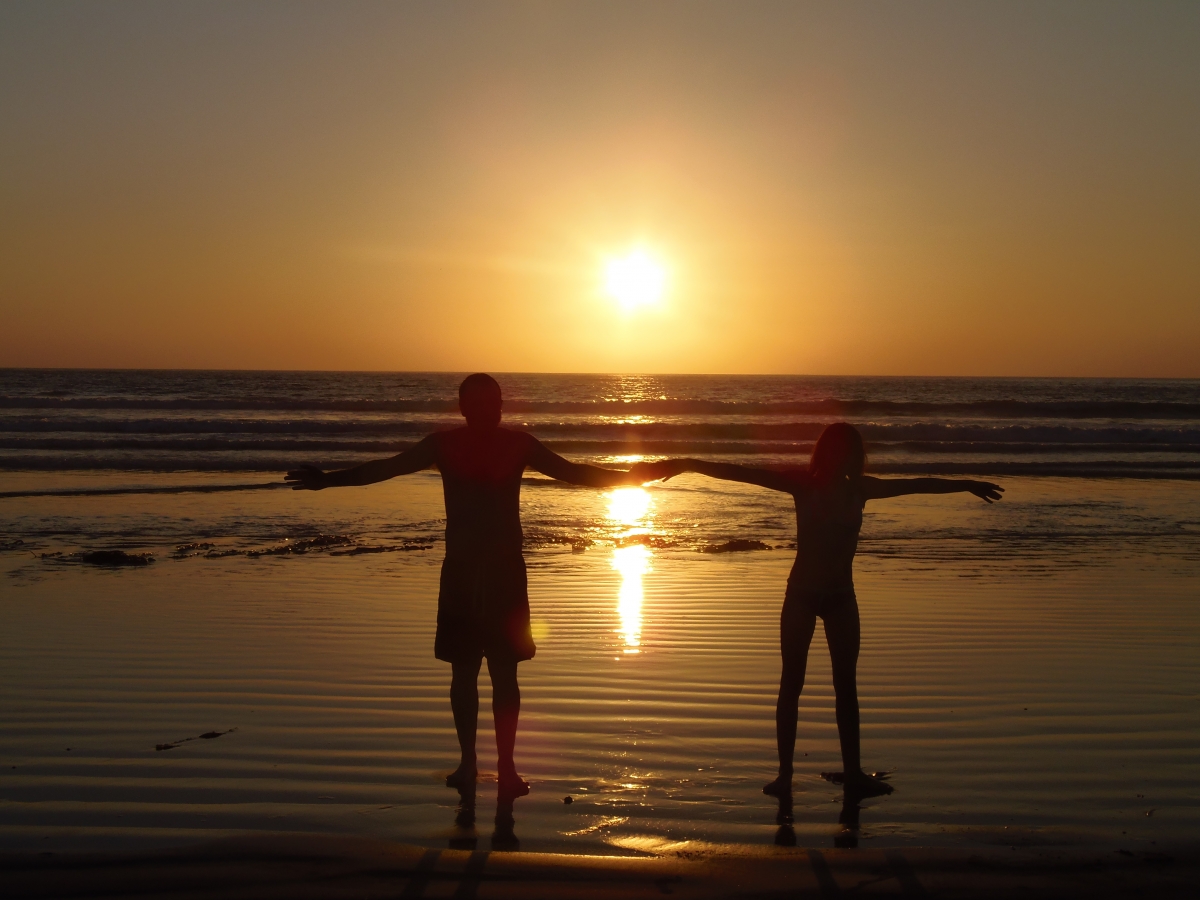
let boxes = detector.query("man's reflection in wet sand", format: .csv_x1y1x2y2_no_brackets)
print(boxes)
772,789,862,849
449,782,477,850
448,783,520,852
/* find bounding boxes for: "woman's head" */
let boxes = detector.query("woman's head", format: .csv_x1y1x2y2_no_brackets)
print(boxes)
809,422,865,484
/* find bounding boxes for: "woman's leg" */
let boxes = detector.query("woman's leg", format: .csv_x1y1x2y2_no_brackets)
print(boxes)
765,600,816,795
823,598,890,796
822,599,861,774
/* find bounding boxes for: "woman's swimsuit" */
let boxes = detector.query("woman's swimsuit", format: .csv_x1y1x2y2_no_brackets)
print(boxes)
784,481,864,619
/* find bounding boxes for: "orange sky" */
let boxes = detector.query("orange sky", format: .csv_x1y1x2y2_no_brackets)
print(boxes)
2,1,1198,376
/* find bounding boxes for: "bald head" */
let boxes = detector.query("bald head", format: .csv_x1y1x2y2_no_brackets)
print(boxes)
458,373,502,429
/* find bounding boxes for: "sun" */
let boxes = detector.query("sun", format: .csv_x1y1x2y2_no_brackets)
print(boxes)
603,249,667,310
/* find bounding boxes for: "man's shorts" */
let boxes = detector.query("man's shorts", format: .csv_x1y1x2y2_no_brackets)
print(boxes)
434,554,537,664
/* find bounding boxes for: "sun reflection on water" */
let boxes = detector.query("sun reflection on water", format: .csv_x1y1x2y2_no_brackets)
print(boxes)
611,544,650,653
606,487,655,653
607,486,653,526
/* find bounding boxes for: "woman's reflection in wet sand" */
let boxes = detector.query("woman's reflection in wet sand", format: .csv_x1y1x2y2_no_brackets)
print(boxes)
773,790,796,847
492,797,519,851
772,789,861,849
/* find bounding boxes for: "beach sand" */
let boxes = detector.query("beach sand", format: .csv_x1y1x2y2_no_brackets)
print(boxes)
5,833,1198,898
3,475,1199,894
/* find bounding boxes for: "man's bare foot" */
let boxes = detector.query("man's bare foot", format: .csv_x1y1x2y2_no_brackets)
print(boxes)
763,775,792,797
446,762,478,788
497,770,530,800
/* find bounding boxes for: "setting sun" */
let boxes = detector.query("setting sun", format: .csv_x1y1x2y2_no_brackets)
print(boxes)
603,249,667,311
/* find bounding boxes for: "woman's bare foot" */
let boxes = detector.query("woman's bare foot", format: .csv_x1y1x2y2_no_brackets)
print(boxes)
497,769,530,800
841,770,892,798
445,761,477,788
763,774,792,797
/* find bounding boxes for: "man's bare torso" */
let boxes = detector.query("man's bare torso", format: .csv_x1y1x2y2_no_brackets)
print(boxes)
433,427,533,563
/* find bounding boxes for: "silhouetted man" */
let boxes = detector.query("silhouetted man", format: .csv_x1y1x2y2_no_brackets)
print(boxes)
286,373,644,798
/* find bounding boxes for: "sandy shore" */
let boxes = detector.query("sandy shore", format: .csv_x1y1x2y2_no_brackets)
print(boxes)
5,543,1198,855
5,833,1197,898
4,475,1200,879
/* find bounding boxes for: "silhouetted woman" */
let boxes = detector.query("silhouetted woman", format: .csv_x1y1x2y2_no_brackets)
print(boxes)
643,424,1002,797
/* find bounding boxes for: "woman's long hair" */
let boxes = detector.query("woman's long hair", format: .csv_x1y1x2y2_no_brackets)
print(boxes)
808,422,866,485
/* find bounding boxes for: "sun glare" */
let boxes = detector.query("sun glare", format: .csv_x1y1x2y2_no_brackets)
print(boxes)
604,249,667,310
607,486,653,525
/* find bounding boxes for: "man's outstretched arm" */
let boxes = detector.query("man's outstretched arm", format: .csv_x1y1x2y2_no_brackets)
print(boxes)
527,438,644,488
285,435,438,490
633,458,803,493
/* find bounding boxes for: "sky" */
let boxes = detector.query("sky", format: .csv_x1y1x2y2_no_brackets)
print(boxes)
2,1,1198,376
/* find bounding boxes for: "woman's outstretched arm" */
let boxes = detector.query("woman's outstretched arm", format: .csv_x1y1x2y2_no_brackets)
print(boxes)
285,435,439,490
634,458,804,493
861,476,1003,503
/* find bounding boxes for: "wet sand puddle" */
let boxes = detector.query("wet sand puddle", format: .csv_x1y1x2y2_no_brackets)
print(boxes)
2,531,1198,857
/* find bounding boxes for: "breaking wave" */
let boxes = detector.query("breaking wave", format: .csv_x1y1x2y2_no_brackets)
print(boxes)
4,395,1200,418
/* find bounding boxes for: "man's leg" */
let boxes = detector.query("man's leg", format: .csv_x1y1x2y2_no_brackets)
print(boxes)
487,657,528,798
447,656,483,787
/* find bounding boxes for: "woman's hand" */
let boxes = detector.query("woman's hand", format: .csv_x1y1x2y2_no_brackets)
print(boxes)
967,481,1004,503
285,465,329,491
630,458,689,483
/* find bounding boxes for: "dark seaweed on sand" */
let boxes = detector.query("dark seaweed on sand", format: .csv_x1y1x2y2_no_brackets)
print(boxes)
329,540,434,556
172,542,217,558
81,550,154,566
39,549,155,566
615,534,679,549
155,727,237,751
179,534,436,559
0,538,26,552
701,539,772,553
245,534,355,556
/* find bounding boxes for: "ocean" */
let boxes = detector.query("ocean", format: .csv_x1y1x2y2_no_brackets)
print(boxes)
1,370,1198,856
3,370,1199,559
3,370,1200,477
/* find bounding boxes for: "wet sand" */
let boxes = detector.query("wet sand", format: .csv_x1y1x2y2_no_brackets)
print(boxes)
3,474,1199,897
3,539,1198,855
5,833,1198,898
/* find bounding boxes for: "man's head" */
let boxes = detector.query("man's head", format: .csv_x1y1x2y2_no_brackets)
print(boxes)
458,373,502,429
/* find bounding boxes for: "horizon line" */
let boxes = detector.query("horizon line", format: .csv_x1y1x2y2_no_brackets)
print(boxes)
1,366,1198,382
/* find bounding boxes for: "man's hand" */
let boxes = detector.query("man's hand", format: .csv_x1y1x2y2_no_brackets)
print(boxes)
285,465,329,491
630,459,689,483
966,481,1004,503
